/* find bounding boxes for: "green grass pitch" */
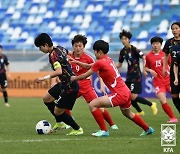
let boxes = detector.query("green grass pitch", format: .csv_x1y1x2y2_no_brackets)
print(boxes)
0,97,179,154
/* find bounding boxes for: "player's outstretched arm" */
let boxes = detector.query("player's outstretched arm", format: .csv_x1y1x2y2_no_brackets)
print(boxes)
71,69,94,82
68,56,93,69
35,67,62,83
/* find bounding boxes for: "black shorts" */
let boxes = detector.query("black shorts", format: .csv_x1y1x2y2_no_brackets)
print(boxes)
48,81,79,110
125,81,142,94
0,72,7,88
170,68,180,94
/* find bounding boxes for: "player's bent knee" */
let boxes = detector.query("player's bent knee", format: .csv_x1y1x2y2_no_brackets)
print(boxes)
121,109,134,119
42,95,54,102
54,108,65,116
88,103,96,112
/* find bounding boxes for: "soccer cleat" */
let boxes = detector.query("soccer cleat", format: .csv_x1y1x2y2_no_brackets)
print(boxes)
140,127,154,136
167,118,178,123
52,122,68,131
110,124,119,130
65,125,71,129
136,111,145,116
92,130,109,137
66,127,83,136
4,103,10,107
151,102,158,115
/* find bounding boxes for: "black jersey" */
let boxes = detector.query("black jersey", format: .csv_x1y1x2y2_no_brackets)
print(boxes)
174,51,180,67
49,46,75,90
174,51,180,78
0,54,9,73
118,45,144,82
163,38,180,68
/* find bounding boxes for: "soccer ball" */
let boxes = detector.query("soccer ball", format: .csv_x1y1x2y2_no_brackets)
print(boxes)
35,120,52,135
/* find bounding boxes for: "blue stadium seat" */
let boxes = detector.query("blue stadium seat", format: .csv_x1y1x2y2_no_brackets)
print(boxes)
0,0,179,51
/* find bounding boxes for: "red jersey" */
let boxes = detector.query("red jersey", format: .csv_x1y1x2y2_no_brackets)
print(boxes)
91,55,129,94
70,52,95,91
145,50,170,86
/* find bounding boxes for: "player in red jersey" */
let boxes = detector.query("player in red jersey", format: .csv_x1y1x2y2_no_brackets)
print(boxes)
70,35,118,129
71,40,154,137
145,36,178,123
53,35,118,130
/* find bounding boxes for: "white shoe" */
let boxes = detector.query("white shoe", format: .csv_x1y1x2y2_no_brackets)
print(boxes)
92,130,109,137
4,103,10,107
110,124,118,130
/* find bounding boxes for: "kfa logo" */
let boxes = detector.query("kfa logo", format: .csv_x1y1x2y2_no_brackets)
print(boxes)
161,124,176,153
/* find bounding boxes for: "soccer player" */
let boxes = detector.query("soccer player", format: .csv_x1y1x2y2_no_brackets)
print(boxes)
34,33,83,135
50,77,71,129
163,22,180,113
173,51,180,87
71,35,118,129
0,45,10,107
116,30,157,116
145,36,178,123
53,35,118,131
71,40,154,137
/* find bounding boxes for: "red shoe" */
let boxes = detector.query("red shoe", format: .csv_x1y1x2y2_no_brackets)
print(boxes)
167,118,178,123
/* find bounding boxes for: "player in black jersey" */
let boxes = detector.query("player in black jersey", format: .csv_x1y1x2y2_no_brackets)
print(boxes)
174,51,180,90
34,33,83,135
0,45,10,107
163,22,180,113
116,30,158,116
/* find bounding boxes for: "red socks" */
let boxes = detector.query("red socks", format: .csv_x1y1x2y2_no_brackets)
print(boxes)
92,109,107,131
102,109,114,126
162,103,176,118
132,114,149,131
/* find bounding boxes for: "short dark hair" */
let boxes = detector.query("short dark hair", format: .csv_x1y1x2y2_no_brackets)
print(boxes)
71,35,87,47
150,36,163,44
34,33,53,47
119,29,132,40
171,22,180,29
0,45,2,49
93,40,109,54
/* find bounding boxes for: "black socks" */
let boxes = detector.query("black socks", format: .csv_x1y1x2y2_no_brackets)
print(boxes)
3,91,8,103
131,100,142,112
135,96,152,106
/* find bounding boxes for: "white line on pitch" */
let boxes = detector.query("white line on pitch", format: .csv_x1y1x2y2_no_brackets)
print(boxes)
0,137,159,143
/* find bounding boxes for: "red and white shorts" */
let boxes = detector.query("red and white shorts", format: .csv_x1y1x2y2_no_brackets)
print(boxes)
77,87,98,103
108,91,131,109
154,83,170,94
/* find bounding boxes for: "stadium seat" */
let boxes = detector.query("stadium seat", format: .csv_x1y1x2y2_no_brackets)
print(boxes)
137,30,148,39
128,0,138,6
0,0,179,52
144,3,152,11
170,0,179,5
132,13,142,22
134,4,144,12
157,19,169,33
142,12,151,22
